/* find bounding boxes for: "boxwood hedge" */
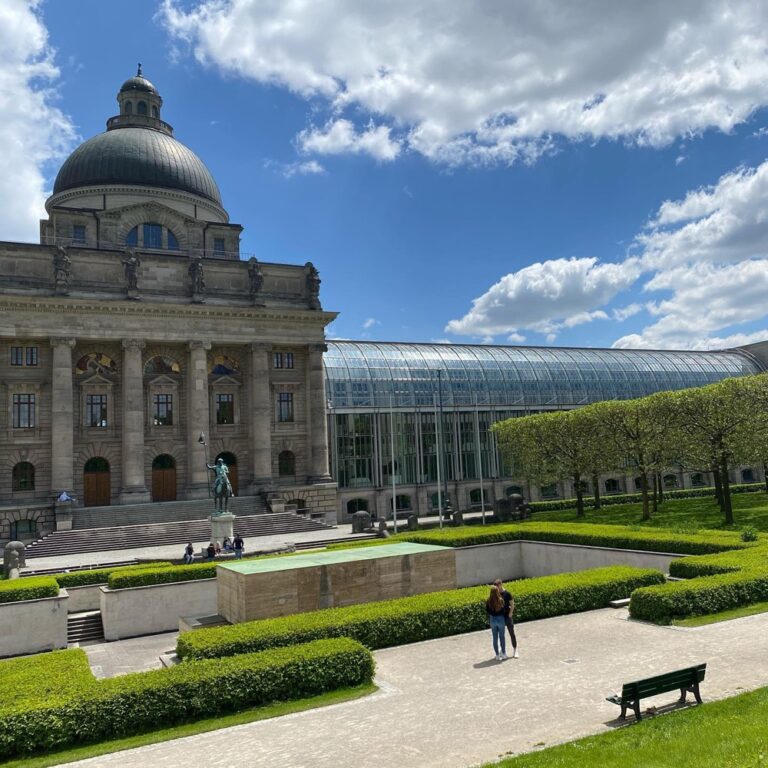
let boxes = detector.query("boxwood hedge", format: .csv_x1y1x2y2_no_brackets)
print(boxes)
107,561,217,589
53,562,173,589
0,638,373,758
176,565,664,660
0,576,59,604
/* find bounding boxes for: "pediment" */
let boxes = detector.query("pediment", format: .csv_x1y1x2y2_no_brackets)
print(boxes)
147,374,180,388
210,374,241,389
79,372,114,388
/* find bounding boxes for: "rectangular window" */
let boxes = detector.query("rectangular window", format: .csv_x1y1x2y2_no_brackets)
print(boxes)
85,394,108,427
10,347,23,366
285,352,294,369
213,237,226,255
143,223,162,249
12,394,35,429
216,393,234,425
278,392,294,423
273,352,283,369
152,393,173,426
25,347,38,366
72,224,86,244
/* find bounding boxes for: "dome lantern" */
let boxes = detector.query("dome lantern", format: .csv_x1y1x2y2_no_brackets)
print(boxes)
115,64,165,128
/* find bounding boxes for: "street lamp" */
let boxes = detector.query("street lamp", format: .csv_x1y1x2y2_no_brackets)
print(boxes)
198,431,211,497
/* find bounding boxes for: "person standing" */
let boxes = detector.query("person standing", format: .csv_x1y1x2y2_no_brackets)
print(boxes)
233,534,244,559
494,578,519,658
206,542,216,561
486,583,507,661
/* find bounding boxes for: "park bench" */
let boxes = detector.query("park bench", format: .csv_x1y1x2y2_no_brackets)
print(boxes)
606,663,706,722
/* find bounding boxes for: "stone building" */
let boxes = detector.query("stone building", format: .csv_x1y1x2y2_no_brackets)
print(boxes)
0,69,336,541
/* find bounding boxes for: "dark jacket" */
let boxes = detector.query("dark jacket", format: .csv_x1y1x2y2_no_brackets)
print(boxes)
233,536,244,550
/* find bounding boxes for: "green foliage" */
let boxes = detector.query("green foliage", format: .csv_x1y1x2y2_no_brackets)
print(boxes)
0,576,59,603
176,566,664,660
741,526,759,542
107,562,217,589
0,638,373,759
53,562,174,589
0,650,95,714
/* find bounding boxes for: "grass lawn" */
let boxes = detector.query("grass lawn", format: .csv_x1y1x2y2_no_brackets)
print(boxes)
673,600,768,627
533,491,768,532
0,683,376,768
489,685,768,767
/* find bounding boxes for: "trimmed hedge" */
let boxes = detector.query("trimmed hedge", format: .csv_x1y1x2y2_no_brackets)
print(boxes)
528,482,764,513
0,576,59,604
53,562,173,589
176,566,665,660
0,638,374,759
108,561,217,589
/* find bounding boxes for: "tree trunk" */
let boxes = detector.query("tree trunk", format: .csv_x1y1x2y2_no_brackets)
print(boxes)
574,473,584,518
720,458,734,525
651,473,658,515
592,473,601,510
713,465,723,509
641,472,651,520
763,463,768,494
657,472,665,505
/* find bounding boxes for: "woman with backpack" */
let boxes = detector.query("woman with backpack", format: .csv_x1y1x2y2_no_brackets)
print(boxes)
486,583,507,661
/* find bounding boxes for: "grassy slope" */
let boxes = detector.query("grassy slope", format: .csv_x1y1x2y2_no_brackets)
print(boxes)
490,686,768,767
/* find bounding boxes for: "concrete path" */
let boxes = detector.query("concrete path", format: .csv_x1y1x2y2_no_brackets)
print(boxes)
63,608,768,768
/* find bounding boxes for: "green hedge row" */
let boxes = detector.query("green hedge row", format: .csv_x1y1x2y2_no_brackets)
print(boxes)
177,566,664,660
107,561,217,589
397,521,743,556
528,482,764,512
54,562,173,589
0,576,59,604
0,638,374,759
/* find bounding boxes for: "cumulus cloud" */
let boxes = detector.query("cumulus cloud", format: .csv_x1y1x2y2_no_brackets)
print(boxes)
280,159,325,178
161,0,768,166
445,257,640,339
298,120,401,161
0,0,75,241
612,303,643,322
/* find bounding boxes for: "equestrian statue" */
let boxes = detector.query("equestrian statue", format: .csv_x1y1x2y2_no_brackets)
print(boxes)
207,457,234,515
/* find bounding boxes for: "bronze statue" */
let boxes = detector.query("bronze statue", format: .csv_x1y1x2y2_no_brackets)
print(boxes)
248,256,263,302
207,457,233,515
122,249,140,293
53,246,71,294
305,261,321,309
189,257,206,297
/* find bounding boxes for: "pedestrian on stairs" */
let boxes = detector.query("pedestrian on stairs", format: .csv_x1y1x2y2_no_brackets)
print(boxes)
183,542,194,565
233,534,244,559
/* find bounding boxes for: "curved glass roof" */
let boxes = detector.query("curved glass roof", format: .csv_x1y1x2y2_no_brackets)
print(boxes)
324,341,763,409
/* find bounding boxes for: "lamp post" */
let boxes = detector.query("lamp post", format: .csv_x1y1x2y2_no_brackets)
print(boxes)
198,431,211,499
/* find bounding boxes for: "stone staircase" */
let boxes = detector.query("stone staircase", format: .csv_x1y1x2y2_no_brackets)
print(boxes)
26,512,335,559
67,611,104,644
70,495,266,530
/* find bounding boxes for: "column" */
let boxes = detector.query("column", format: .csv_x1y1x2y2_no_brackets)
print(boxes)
308,343,332,481
249,343,272,492
186,340,211,498
50,337,75,494
120,339,149,503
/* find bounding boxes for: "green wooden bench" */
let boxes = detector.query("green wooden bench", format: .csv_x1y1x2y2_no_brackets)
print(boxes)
606,663,706,721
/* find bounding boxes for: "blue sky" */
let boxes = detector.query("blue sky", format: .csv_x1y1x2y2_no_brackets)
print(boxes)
3,0,768,350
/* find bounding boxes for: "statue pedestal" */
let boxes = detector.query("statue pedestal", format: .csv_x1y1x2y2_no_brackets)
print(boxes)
210,514,235,544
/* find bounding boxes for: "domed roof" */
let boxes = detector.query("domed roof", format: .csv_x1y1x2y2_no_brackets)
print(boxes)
52,127,222,205
119,75,158,95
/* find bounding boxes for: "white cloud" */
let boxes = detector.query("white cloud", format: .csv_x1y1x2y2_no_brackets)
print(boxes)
612,303,643,322
507,332,526,344
445,257,640,339
0,0,76,241
362,317,379,330
298,120,401,162
281,159,325,178
162,0,768,166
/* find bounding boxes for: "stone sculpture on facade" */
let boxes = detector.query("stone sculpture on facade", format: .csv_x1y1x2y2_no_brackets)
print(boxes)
248,256,264,305
53,246,71,295
189,257,206,302
305,261,321,310
122,249,141,299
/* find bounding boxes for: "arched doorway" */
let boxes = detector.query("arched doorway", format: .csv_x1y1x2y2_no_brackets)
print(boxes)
152,454,177,502
215,452,238,494
83,457,110,507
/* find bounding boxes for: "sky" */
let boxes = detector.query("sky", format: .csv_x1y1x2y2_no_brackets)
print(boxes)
2,0,768,351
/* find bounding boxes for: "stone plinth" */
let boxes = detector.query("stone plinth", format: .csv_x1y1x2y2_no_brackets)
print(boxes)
217,542,457,624
210,514,235,544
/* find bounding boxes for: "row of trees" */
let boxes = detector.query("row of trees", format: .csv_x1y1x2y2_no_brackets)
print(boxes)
493,374,768,524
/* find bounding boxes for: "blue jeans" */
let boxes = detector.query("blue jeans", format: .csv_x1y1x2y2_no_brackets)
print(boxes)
234,549,243,559
490,615,506,656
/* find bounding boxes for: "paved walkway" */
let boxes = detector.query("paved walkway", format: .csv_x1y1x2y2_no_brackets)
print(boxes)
64,607,768,768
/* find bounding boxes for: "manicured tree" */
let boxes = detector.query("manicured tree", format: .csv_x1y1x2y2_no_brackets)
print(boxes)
666,375,768,526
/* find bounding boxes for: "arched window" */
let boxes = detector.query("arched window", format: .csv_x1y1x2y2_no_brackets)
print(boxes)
395,494,412,511
124,101,133,115
278,450,295,476
663,474,678,490
540,483,559,499
12,462,34,491
144,356,180,375
742,468,756,483
84,457,110,473
505,485,523,498
137,101,147,115
125,224,180,250
604,478,621,494
347,498,368,515
168,229,179,250
75,352,118,376
151,105,158,118
10,519,37,540
691,473,706,487
126,226,138,246
152,454,176,470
